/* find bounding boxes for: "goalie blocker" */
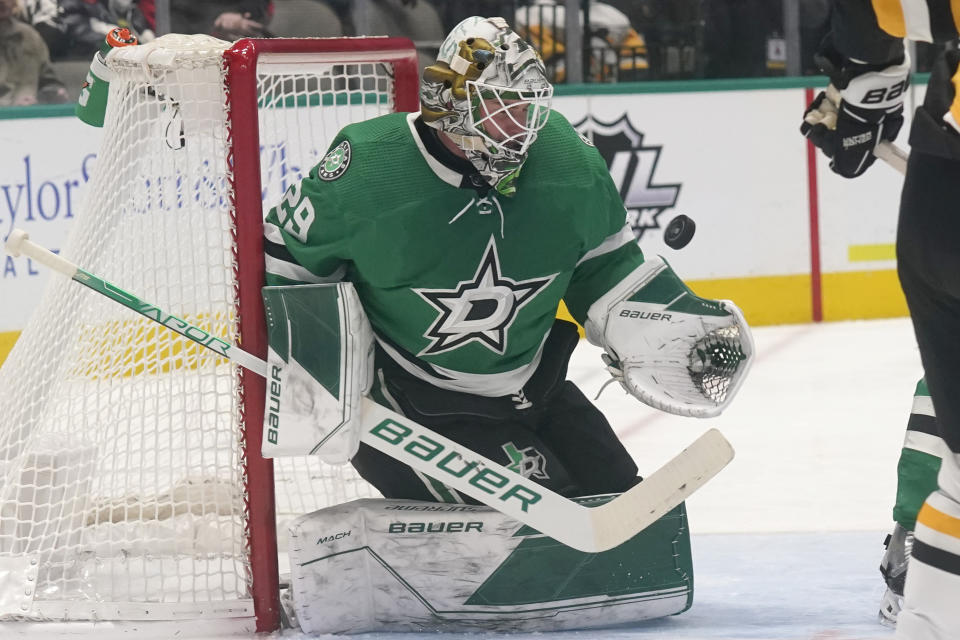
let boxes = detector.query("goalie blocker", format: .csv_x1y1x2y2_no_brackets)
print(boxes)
286,497,693,633
262,282,374,463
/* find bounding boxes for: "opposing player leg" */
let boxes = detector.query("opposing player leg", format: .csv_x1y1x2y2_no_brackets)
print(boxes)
894,81,960,637
895,455,960,640
879,378,944,626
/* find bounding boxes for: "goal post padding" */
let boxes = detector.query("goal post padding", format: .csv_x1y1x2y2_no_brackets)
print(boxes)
0,35,419,632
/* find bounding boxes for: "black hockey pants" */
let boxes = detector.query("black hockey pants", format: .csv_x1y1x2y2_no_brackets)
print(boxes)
350,320,640,502
897,49,960,455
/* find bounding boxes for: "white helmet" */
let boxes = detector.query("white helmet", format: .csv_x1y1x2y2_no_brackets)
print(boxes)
421,16,553,196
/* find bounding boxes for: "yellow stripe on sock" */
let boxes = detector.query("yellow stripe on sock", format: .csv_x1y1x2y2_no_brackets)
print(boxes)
872,0,907,37
917,502,960,538
949,65,960,133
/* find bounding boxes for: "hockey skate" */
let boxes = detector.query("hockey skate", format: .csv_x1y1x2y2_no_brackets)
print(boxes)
878,523,913,627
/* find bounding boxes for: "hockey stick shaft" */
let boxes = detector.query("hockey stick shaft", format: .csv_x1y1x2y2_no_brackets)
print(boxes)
4,229,734,552
875,140,908,176
5,230,268,377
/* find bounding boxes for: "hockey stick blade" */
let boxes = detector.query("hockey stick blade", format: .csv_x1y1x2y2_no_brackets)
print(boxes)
588,428,732,550
5,229,734,552
875,140,908,176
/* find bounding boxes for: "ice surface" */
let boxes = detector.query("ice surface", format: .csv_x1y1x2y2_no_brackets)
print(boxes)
9,318,920,639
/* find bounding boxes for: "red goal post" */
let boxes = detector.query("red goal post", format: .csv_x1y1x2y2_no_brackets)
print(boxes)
226,37,420,632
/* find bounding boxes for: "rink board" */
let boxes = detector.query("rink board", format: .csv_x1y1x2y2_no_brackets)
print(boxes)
0,78,923,366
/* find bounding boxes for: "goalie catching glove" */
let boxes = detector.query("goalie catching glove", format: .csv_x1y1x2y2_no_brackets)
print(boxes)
801,48,909,178
584,256,754,418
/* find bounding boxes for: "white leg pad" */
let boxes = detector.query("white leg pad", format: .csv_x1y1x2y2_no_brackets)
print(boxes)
287,497,693,633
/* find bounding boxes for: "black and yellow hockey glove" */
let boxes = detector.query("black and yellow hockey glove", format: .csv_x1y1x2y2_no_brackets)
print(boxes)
801,51,909,178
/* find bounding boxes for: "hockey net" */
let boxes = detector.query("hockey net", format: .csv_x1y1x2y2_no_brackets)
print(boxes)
0,35,419,630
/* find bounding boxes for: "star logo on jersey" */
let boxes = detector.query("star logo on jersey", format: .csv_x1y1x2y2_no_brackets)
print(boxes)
502,442,549,480
414,236,556,356
573,114,681,240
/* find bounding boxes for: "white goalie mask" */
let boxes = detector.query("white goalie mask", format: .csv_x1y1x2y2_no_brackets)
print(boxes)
420,16,553,196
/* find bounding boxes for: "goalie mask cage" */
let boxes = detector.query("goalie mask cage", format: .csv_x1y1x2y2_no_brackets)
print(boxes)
0,35,419,632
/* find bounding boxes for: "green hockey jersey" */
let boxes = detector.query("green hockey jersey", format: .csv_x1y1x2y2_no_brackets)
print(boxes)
264,110,644,396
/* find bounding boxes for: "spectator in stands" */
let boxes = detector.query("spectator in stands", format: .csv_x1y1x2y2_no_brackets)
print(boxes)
324,0,440,40
19,0,153,60
798,0,830,75
434,0,513,32
515,0,650,82
702,0,782,78
268,0,343,38
59,0,123,56
138,0,273,39
109,0,154,41
15,0,60,54
0,0,69,104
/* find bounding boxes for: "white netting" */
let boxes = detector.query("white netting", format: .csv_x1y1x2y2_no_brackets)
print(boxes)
0,35,400,622
256,58,392,531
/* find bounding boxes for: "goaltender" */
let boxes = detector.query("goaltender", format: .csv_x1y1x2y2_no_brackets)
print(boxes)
263,15,753,632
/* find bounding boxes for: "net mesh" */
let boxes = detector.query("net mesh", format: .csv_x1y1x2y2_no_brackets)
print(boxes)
0,35,398,621
254,59,392,535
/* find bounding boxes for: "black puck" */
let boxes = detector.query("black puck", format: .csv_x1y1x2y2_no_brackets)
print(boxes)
664,214,696,250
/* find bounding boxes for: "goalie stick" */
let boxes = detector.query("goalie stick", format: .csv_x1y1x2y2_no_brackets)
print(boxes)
4,229,734,553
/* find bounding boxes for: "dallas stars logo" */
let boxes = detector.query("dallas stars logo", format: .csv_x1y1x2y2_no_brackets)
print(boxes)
318,140,351,181
573,114,680,240
502,442,549,480
414,236,556,356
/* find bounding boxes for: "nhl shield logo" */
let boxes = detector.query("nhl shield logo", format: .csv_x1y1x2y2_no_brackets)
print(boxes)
573,114,680,240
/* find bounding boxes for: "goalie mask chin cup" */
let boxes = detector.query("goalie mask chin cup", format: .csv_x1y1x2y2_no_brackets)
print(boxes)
420,16,553,196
